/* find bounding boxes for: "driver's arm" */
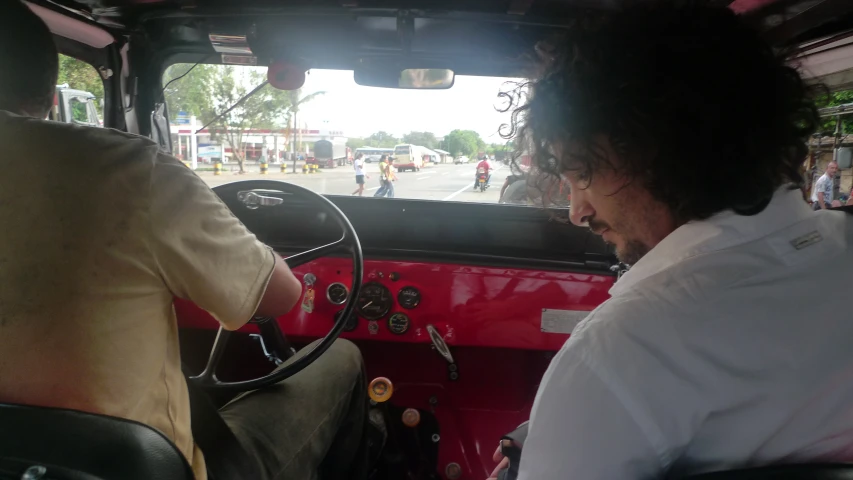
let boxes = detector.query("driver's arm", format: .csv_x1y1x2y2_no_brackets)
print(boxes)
255,253,303,318
148,154,302,331
818,191,827,209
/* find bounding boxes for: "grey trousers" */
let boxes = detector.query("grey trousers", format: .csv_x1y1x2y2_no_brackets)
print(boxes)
218,339,369,480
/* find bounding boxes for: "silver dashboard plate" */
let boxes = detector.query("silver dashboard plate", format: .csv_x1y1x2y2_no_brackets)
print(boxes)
540,309,590,334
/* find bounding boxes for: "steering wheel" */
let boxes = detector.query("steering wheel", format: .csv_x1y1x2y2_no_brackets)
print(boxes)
188,180,363,392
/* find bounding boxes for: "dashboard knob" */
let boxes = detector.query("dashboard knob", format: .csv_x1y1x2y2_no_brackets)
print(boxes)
445,463,462,480
401,408,420,427
368,377,393,403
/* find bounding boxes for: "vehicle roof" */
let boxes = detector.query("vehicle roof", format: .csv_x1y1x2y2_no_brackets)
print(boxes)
29,0,853,66
31,0,853,43
56,85,96,98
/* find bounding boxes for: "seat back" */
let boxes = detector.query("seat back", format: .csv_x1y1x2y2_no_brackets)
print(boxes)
0,403,194,480
685,464,853,479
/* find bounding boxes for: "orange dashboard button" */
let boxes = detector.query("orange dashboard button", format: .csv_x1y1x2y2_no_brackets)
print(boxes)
368,377,393,403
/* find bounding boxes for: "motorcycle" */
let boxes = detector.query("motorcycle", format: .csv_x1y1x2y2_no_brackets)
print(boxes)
477,167,489,192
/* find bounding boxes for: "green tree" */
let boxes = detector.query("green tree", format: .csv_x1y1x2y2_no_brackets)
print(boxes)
366,131,399,148
57,54,104,116
818,90,853,134
347,137,368,150
162,64,218,123
162,64,293,173
211,68,292,173
443,129,485,157
402,131,438,149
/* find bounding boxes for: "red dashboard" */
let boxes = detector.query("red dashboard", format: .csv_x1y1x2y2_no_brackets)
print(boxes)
176,257,614,479
176,257,613,350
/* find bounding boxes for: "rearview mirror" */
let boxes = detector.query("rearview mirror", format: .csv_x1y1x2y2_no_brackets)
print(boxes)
354,66,455,89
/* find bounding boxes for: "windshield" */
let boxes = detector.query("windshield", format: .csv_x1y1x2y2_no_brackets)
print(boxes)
162,64,551,205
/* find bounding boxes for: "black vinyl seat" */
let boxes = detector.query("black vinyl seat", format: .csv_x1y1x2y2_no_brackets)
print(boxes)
685,464,853,479
0,403,194,480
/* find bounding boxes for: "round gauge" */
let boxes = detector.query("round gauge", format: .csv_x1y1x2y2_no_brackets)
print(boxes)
397,286,421,309
334,310,358,332
387,312,411,335
356,282,393,320
326,282,349,305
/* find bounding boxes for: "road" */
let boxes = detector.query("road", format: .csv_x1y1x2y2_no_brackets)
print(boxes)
196,162,508,203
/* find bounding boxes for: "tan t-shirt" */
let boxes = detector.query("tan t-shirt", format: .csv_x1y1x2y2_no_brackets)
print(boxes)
0,111,276,479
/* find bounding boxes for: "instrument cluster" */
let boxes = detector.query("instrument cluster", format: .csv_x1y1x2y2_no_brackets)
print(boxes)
323,275,422,336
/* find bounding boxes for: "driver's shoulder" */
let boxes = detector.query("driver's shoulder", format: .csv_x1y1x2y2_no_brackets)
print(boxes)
11,116,162,170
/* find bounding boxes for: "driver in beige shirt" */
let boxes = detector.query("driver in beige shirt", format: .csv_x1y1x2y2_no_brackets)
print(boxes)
0,3,369,479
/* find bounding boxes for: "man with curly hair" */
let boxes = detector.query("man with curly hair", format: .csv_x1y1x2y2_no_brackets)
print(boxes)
490,3,853,479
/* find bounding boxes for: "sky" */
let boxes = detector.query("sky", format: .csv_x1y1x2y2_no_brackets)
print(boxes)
294,69,525,143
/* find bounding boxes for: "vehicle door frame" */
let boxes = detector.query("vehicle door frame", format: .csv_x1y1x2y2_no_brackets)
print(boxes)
50,29,125,131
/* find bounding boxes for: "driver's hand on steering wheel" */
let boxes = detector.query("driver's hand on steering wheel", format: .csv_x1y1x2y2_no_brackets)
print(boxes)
487,444,509,480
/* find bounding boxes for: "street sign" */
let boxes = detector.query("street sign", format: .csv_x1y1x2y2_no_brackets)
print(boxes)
198,144,222,158
176,111,190,125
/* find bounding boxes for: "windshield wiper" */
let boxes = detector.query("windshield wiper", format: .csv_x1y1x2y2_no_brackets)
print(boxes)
194,80,269,135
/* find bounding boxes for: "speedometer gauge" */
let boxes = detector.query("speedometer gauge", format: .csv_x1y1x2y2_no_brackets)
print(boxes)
356,282,392,320
326,283,349,305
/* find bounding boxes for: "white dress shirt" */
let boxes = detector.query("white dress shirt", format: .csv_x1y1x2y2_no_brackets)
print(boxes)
812,173,833,203
520,186,853,479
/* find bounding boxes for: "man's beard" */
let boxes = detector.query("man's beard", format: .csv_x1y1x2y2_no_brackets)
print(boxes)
589,218,650,265
615,239,649,266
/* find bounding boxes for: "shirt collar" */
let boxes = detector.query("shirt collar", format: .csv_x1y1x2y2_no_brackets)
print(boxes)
609,186,813,296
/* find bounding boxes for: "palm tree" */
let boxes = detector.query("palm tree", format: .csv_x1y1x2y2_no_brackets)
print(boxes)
285,89,326,170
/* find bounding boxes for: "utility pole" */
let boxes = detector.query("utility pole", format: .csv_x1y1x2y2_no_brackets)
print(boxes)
291,110,297,173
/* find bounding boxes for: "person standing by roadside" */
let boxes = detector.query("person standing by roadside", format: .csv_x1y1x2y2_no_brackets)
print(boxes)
812,161,837,210
352,153,368,196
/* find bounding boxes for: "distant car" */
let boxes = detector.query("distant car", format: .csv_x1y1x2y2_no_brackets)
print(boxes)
454,156,469,164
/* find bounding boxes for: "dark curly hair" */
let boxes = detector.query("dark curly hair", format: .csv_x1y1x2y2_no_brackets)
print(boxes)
501,1,820,222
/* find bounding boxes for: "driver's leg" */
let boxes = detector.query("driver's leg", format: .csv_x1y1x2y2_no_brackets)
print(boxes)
218,339,368,480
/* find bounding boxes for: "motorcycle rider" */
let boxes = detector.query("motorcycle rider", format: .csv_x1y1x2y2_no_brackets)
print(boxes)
474,154,492,190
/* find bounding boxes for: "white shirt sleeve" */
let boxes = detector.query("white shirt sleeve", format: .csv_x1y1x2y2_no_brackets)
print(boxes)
813,175,830,202
519,345,664,480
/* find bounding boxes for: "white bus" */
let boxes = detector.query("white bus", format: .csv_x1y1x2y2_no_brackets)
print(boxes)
392,144,427,172
355,147,393,163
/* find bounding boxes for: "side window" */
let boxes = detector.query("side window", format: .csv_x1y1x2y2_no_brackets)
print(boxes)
69,97,90,123
56,54,104,124
86,100,101,125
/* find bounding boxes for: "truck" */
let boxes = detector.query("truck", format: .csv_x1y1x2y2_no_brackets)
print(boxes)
313,140,348,168
50,84,101,127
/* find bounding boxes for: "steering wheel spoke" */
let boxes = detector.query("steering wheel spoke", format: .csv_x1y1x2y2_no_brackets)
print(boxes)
189,327,232,386
285,236,347,269
188,180,363,392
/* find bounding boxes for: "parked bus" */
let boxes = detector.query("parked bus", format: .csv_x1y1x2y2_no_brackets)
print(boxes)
355,147,393,163
392,144,427,172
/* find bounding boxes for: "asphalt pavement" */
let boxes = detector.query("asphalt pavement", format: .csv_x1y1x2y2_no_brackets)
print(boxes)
196,162,509,203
